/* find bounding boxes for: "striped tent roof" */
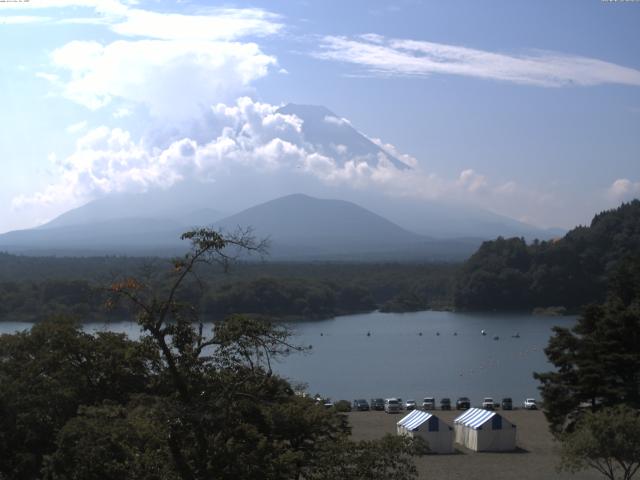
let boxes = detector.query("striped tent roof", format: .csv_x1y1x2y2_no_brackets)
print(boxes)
397,410,433,431
454,408,497,430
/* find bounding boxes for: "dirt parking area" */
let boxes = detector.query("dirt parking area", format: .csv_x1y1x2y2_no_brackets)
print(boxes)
347,409,602,480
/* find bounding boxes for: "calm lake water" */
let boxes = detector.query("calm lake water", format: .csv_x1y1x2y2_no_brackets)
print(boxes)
0,310,574,406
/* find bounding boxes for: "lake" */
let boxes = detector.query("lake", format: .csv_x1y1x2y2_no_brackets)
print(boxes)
0,310,573,406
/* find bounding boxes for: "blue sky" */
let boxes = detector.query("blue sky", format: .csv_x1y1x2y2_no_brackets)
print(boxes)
0,0,639,233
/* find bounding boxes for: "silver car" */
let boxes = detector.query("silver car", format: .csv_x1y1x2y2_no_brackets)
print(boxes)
384,398,401,413
422,397,436,410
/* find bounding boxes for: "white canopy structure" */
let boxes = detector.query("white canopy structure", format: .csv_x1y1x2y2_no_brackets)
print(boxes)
397,410,454,454
453,408,516,452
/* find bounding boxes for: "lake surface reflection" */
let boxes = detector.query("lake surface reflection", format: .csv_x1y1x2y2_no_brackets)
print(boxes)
0,310,574,406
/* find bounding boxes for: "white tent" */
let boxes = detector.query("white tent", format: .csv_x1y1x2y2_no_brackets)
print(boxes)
397,410,454,454
453,408,516,452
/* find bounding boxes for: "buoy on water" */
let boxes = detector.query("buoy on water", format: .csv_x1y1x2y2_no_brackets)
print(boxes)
366,331,371,337
481,329,487,336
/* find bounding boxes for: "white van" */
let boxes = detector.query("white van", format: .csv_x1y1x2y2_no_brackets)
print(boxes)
384,398,401,413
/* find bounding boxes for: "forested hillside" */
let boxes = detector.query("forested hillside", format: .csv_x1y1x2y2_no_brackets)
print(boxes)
454,200,640,311
0,257,456,322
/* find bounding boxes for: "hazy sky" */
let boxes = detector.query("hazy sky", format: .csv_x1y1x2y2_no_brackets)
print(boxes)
1,0,639,234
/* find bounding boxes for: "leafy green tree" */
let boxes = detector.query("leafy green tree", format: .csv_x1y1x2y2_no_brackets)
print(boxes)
534,257,640,434
43,399,178,480
558,405,640,480
304,434,428,480
0,318,152,479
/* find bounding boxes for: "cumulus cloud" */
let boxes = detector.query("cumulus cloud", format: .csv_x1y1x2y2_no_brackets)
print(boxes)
66,121,88,134
19,2,282,121
14,97,538,222
315,35,640,87
48,39,276,119
608,178,640,201
457,169,488,193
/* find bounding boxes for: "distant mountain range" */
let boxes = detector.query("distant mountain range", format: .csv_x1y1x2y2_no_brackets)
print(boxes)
0,103,565,259
0,194,482,260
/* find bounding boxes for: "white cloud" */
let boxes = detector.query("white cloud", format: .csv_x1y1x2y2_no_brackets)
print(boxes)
608,178,640,201
14,2,283,123
110,7,282,41
315,35,640,87
0,16,51,24
323,115,351,126
368,137,418,168
113,106,132,118
13,97,531,219
36,72,60,83
48,39,276,119
457,169,488,193
66,121,88,134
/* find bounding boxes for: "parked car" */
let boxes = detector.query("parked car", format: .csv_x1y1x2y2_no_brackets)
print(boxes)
501,397,513,410
370,398,385,411
482,397,495,410
323,401,334,409
397,398,404,410
422,397,436,410
405,399,417,410
352,399,370,411
384,398,402,414
456,397,471,410
440,398,452,410
524,398,538,410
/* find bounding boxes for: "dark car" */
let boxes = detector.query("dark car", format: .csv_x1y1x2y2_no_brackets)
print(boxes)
456,397,471,410
370,398,385,411
440,398,452,410
501,397,513,410
353,399,370,411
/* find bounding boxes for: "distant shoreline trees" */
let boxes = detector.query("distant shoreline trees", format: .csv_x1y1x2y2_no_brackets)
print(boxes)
454,200,640,312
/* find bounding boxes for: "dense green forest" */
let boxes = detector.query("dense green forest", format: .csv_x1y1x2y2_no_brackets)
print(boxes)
454,200,640,311
0,256,456,322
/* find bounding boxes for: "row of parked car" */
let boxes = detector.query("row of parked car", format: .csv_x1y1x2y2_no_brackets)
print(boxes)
352,397,538,412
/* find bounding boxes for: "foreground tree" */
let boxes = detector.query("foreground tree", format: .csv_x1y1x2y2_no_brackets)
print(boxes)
558,405,640,480
305,435,429,480
1,228,427,479
534,256,640,434
0,318,153,479
101,228,426,479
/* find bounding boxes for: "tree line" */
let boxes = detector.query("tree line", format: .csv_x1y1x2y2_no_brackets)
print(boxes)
454,200,640,311
0,259,457,322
